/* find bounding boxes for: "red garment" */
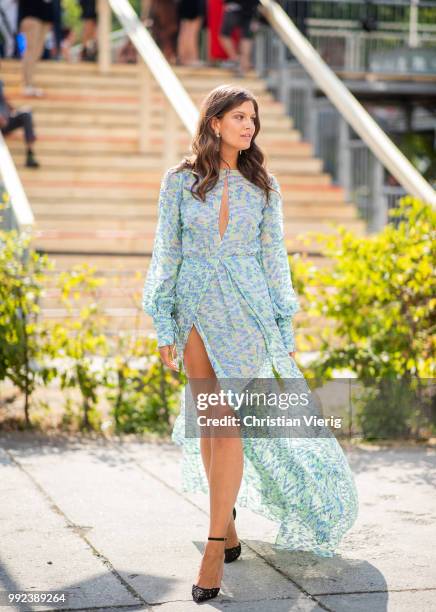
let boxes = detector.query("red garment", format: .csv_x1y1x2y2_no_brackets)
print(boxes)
207,0,241,60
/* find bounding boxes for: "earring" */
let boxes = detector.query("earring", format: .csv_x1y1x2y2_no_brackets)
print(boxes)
239,150,242,155
215,132,220,138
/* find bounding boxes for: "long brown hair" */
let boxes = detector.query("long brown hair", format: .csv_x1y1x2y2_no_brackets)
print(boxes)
174,84,277,205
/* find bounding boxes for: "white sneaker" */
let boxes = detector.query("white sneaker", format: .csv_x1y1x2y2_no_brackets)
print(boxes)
23,85,44,97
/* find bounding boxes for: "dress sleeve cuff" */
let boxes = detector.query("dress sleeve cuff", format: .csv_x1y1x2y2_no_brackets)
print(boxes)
154,314,177,348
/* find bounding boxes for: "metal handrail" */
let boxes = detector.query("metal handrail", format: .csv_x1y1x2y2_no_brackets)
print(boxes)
259,0,436,206
0,133,34,232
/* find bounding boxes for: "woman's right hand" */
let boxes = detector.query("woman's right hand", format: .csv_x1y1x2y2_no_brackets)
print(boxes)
159,343,179,371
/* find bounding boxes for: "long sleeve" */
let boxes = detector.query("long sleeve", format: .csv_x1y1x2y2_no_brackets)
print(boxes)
258,174,300,352
142,167,183,347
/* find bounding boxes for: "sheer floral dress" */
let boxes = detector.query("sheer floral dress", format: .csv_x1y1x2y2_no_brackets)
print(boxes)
142,166,359,557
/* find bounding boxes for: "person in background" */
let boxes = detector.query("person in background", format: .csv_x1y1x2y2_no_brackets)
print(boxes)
0,0,18,58
18,0,54,96
176,0,206,67
116,37,137,63
149,0,178,64
0,79,40,168
79,0,97,61
219,0,259,77
50,0,62,59
59,25,76,62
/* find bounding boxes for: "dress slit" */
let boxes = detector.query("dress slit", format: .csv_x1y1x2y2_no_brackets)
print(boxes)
184,320,220,378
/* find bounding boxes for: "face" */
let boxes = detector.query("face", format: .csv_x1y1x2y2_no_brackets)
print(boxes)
212,100,256,152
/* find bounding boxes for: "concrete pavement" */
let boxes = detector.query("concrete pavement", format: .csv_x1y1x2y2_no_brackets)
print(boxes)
0,432,435,612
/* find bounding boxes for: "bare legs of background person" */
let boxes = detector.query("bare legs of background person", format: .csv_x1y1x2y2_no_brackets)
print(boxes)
239,38,253,72
1,111,40,167
218,35,253,75
81,19,97,60
20,17,51,95
219,34,239,63
177,17,203,66
184,323,244,589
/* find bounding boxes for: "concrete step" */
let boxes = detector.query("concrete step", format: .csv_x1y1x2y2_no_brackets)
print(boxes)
2,58,260,80
20,168,330,185
23,182,342,201
4,90,288,115
7,136,313,157
11,153,324,174
6,72,271,97
42,252,331,272
30,220,365,254
32,203,357,221
6,125,303,145
26,110,295,131
33,205,358,231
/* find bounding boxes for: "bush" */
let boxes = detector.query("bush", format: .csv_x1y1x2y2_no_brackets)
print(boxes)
0,226,55,426
293,196,435,439
104,333,185,436
45,263,109,431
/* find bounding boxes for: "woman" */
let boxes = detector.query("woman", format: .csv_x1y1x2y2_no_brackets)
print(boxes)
142,85,359,603
18,0,54,96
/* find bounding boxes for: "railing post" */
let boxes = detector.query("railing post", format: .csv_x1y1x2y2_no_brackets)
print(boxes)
371,155,387,232
338,117,351,202
139,61,152,153
409,0,419,48
163,104,178,170
97,0,111,73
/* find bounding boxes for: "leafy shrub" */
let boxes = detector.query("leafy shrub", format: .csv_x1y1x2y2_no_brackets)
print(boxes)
293,196,435,439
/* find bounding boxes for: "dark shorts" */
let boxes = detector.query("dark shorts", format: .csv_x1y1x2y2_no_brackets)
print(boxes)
220,8,254,39
178,0,205,21
18,0,54,24
79,0,97,20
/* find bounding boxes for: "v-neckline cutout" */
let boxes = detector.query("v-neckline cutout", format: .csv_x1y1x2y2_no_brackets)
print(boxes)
218,170,231,244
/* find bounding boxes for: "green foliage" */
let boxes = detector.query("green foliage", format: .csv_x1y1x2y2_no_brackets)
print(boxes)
104,334,184,435
293,196,435,439
0,216,55,426
45,263,109,431
62,0,82,34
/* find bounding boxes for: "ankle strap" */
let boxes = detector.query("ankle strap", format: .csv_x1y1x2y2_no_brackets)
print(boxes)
208,536,227,541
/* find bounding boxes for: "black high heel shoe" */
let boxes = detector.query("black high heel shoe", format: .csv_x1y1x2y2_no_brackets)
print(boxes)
192,536,227,603
224,507,242,564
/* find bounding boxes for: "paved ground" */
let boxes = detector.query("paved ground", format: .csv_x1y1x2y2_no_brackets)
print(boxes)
0,432,435,612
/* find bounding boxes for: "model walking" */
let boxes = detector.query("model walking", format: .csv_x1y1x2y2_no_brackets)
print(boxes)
143,85,359,603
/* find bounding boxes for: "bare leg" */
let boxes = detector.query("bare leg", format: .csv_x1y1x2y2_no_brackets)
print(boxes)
176,20,189,64
81,19,96,48
187,16,202,63
177,17,202,64
199,437,240,548
239,37,253,72
20,17,49,87
219,34,239,62
184,323,244,589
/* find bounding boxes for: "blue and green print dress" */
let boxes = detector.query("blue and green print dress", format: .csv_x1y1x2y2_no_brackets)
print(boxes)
142,165,359,557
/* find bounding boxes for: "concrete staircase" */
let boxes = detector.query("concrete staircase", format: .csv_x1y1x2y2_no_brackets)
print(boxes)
2,59,366,347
